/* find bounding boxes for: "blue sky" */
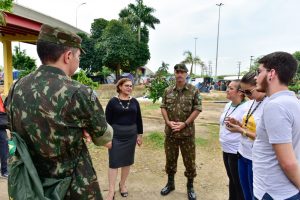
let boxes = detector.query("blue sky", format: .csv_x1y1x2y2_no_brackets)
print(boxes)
2,0,300,76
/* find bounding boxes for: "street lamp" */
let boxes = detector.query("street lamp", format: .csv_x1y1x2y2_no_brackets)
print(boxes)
76,2,87,28
194,37,197,75
214,3,224,80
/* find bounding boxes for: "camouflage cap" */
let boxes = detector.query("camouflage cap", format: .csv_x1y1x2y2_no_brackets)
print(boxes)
38,24,85,53
174,63,188,72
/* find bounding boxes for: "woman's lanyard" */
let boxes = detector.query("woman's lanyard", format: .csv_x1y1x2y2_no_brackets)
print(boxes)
244,97,265,127
222,103,241,125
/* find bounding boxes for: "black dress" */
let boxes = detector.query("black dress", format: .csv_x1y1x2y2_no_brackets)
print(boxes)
105,97,143,168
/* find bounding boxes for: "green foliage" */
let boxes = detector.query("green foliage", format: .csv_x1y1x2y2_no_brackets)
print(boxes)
73,70,99,90
146,62,172,103
288,83,300,93
0,0,13,25
119,0,160,43
12,47,37,77
0,0,13,11
97,20,136,77
181,50,204,75
144,132,164,148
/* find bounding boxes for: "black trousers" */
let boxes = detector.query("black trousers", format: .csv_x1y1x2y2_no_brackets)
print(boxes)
223,152,244,200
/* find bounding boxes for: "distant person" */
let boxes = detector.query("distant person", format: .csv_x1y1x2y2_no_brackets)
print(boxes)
160,64,202,200
0,92,8,178
105,78,143,200
6,24,113,199
253,52,300,200
219,80,247,200
225,71,267,200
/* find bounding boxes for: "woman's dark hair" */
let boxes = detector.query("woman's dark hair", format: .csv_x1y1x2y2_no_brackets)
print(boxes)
37,40,75,64
241,71,256,86
116,78,132,93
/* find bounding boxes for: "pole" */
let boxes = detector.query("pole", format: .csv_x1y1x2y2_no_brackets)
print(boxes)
76,2,87,28
194,37,197,75
249,55,254,69
215,3,224,81
237,61,241,79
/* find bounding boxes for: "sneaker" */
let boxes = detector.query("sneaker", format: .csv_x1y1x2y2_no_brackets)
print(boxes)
1,173,8,179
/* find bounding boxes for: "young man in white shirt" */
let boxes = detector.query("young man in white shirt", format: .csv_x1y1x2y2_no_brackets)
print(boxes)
253,51,300,200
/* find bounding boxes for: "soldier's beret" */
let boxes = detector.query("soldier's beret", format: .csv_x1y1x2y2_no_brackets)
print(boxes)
174,63,188,72
38,24,85,53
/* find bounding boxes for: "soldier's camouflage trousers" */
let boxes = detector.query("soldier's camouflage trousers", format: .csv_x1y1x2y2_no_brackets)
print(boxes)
164,136,196,179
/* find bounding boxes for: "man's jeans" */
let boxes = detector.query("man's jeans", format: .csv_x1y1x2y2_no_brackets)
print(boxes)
255,192,300,200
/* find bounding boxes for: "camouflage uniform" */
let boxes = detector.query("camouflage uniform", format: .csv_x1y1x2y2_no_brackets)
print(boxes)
161,83,202,178
6,24,112,200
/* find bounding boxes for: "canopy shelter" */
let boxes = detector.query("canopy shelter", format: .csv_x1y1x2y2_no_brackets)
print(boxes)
0,3,87,95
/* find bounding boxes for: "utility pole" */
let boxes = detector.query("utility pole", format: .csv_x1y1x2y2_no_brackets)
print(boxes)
215,3,224,80
237,61,241,79
250,56,254,70
208,61,212,77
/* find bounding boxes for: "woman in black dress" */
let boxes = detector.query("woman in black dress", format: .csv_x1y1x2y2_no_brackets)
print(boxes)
105,78,143,200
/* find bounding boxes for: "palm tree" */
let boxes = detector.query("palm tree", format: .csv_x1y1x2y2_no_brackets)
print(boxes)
119,0,160,42
182,50,205,75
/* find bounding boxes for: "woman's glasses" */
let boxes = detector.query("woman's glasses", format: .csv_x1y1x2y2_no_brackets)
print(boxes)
239,88,256,96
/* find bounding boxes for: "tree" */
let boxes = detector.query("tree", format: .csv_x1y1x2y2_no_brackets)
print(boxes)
12,46,37,78
97,20,136,78
181,50,204,75
119,0,160,43
293,51,300,76
0,0,13,25
146,61,172,103
78,18,109,73
12,46,36,71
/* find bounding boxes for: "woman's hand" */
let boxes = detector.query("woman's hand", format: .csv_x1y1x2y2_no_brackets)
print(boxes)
137,134,143,147
225,121,244,133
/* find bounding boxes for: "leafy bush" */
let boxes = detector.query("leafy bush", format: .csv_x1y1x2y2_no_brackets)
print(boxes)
73,70,99,90
146,61,172,103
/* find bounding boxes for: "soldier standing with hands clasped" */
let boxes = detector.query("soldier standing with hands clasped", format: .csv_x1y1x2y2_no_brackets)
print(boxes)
160,63,202,200
5,24,113,200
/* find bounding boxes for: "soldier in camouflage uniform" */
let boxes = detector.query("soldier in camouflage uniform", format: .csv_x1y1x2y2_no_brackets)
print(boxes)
160,64,202,200
5,24,113,200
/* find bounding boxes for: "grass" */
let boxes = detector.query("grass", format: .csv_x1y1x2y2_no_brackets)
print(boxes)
144,131,165,149
144,124,220,149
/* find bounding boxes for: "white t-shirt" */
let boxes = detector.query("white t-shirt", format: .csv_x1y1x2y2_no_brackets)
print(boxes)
238,98,267,160
253,90,300,199
219,101,248,154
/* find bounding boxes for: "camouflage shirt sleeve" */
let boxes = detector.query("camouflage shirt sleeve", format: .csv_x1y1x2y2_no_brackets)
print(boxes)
193,89,202,112
160,88,168,108
67,88,112,146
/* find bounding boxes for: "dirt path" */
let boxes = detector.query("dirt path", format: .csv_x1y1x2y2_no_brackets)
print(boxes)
0,101,229,200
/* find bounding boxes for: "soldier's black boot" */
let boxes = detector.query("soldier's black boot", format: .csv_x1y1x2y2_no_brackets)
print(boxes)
187,178,196,200
160,175,175,196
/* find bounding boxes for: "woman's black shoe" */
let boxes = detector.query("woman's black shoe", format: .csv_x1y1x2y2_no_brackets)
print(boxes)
119,183,128,197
